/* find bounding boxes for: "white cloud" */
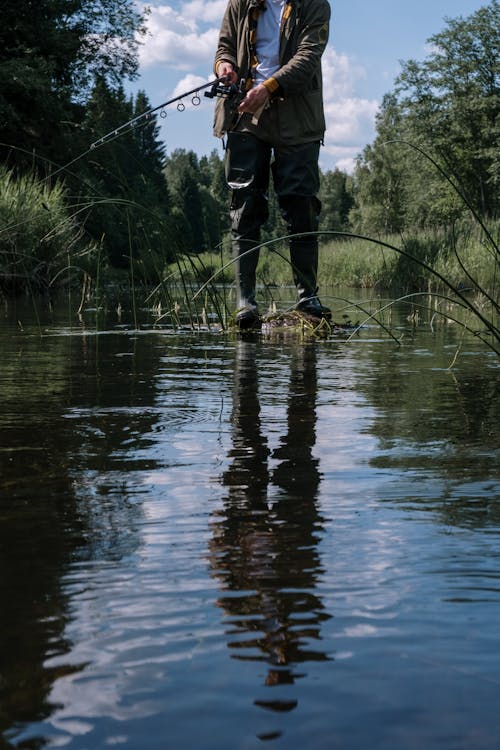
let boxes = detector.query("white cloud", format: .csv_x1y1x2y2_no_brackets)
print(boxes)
171,73,211,97
168,73,218,111
321,48,380,172
322,48,367,101
135,5,381,172
180,0,229,24
138,4,219,68
325,96,379,144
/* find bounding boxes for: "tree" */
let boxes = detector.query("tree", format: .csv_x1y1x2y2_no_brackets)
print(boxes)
395,1,500,218
349,94,409,234
199,150,230,247
80,79,172,271
165,150,213,253
319,168,354,232
0,0,146,166
350,3,499,233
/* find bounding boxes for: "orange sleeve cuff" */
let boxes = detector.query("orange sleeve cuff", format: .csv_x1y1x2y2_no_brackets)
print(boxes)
262,77,280,94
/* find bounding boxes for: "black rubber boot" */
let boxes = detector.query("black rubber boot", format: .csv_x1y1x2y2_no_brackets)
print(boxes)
233,240,261,329
296,294,331,319
278,194,331,320
290,243,331,320
230,184,269,330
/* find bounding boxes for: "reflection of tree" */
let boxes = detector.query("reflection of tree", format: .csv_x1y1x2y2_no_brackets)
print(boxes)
209,339,330,723
356,340,500,528
0,330,163,742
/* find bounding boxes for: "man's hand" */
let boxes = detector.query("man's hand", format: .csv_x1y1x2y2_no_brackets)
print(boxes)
237,84,270,115
217,61,238,84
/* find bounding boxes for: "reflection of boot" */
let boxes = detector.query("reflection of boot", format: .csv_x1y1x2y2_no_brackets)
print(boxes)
234,240,261,329
290,243,331,319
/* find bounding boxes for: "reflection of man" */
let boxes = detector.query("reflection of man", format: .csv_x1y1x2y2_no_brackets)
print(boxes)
213,0,332,328
209,339,330,724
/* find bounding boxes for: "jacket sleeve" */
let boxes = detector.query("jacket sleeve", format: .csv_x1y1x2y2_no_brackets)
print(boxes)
213,0,240,75
271,0,330,96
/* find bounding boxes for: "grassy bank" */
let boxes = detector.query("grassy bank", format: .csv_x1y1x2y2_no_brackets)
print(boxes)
0,166,99,295
162,226,498,352
2,166,497,352
2,162,497,299
171,224,499,297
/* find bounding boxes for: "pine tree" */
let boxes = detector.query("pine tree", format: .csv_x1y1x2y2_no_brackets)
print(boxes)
0,0,146,167
81,80,173,270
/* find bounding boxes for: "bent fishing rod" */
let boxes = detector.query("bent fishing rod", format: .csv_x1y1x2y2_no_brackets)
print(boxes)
90,76,241,150
43,76,243,182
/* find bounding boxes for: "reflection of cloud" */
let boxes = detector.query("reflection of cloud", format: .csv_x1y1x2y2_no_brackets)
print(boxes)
343,624,378,637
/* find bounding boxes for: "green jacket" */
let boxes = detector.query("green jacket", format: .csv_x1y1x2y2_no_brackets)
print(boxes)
213,0,330,145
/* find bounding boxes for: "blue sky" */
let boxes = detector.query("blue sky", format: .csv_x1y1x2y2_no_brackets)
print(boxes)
127,0,489,172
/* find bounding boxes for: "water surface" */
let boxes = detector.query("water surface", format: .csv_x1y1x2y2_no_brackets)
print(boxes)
1,296,499,749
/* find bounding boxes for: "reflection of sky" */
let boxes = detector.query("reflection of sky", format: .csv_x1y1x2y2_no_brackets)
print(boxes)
28,371,235,745
11,334,500,749
39,483,225,746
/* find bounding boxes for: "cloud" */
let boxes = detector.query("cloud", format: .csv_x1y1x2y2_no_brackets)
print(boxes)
180,0,229,24
171,73,211,98
321,48,380,172
136,5,381,171
138,4,219,68
169,73,218,111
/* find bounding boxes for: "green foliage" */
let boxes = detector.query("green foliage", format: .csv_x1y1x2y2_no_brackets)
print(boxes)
319,168,354,231
164,149,233,255
351,2,500,232
396,1,499,217
78,79,175,275
0,0,146,167
317,224,499,296
164,150,207,253
0,166,98,294
349,95,408,233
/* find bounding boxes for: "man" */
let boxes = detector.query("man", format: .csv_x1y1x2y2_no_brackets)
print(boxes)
213,0,331,328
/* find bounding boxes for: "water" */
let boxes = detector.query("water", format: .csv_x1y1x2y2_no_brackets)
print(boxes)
1,295,499,749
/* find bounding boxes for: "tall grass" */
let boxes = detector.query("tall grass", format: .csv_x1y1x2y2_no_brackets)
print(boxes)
186,219,499,351
0,165,99,296
199,224,497,294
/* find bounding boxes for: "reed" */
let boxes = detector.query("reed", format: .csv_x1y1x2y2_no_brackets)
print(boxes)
184,137,499,351
0,165,99,296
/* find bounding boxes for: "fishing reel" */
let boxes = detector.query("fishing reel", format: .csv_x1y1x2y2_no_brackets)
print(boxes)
204,78,246,106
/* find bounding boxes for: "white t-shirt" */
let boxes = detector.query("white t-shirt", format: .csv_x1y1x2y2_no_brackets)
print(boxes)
255,0,285,84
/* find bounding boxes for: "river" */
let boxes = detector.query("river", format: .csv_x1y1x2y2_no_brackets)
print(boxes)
1,290,499,749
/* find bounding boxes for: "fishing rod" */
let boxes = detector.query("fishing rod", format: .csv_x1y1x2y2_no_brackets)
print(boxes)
90,76,241,150
36,76,244,184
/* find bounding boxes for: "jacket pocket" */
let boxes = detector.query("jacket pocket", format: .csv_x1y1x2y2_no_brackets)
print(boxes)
278,90,325,141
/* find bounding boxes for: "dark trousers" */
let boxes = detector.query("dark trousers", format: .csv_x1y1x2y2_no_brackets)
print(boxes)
226,134,321,306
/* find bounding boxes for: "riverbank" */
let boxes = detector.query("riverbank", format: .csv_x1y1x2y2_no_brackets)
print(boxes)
174,224,499,296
